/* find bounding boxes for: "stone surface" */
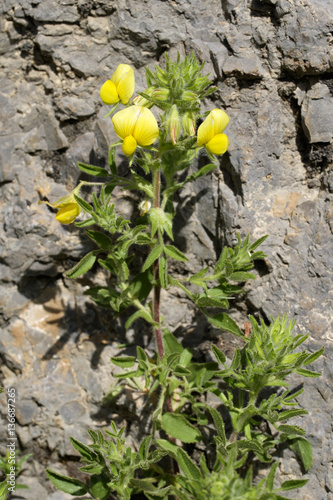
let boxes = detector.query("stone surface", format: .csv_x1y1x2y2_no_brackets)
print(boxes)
0,0,332,498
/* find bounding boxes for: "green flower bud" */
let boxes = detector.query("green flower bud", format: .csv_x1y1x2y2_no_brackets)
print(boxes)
182,90,198,101
182,111,196,137
168,104,181,145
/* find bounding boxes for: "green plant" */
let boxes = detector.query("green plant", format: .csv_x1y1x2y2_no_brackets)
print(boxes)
43,54,323,499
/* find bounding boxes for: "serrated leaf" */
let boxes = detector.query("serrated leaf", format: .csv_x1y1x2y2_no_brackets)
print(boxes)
142,246,163,272
65,250,99,279
176,448,202,480
46,469,88,495
209,313,244,338
279,479,308,491
77,162,109,177
164,245,188,262
161,413,202,443
111,356,136,368
289,437,313,471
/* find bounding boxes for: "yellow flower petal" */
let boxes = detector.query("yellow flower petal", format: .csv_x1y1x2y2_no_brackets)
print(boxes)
122,135,137,156
112,106,139,139
56,203,81,224
197,113,215,146
100,80,119,105
112,106,159,147
205,133,229,155
133,107,159,146
197,109,230,147
113,65,135,105
210,109,230,135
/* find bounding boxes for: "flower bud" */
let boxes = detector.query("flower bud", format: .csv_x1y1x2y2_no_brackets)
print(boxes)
168,105,181,145
132,87,155,107
138,199,152,216
151,88,170,101
182,111,196,137
182,90,198,101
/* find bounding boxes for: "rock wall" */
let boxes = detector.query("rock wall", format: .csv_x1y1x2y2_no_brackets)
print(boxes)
0,0,332,498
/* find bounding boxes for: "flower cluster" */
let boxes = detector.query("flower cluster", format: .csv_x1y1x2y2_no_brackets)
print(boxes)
101,62,230,158
42,58,230,225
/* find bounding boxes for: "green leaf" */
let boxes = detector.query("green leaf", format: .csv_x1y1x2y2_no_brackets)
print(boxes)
75,218,95,228
229,271,256,281
266,461,279,491
125,309,155,329
279,479,308,491
164,245,188,262
209,313,244,338
73,194,94,214
129,269,153,302
295,368,321,378
69,437,97,461
278,409,308,421
108,147,117,175
111,356,136,368
289,437,313,471
86,230,112,250
249,235,268,251
163,330,183,355
211,344,226,365
277,424,305,436
142,246,163,272
46,469,88,496
65,250,99,279
161,413,202,443
155,438,179,459
303,347,324,366
89,474,112,500
77,162,109,177
206,407,226,445
159,254,168,289
176,448,202,480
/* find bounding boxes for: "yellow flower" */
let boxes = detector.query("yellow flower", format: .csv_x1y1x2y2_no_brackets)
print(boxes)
55,202,81,224
39,191,81,225
112,105,159,156
197,109,229,155
100,64,135,105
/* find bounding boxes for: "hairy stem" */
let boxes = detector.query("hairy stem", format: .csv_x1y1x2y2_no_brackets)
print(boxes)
153,169,164,360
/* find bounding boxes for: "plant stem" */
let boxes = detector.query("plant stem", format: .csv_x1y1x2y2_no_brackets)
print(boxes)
152,169,164,360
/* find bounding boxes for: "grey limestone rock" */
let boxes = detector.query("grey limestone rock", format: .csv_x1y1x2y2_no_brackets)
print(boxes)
0,0,332,498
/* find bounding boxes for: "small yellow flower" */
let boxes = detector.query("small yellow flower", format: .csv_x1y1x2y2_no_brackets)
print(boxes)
197,109,229,155
55,202,81,224
100,64,135,105
112,105,159,156
39,191,81,225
